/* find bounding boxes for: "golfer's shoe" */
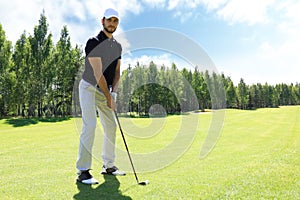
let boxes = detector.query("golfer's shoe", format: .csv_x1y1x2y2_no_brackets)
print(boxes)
77,170,99,185
101,165,126,176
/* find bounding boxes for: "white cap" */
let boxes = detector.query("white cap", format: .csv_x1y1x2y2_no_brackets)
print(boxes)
103,8,119,20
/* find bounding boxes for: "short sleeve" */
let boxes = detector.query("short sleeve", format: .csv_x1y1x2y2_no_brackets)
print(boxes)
85,38,100,57
118,42,122,60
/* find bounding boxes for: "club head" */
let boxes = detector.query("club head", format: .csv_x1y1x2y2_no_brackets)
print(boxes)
138,180,150,185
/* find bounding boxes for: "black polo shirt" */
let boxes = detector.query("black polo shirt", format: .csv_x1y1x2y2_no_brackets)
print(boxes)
82,31,122,87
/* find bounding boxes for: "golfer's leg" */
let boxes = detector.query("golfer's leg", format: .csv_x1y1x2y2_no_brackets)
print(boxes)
97,93,117,168
76,80,97,171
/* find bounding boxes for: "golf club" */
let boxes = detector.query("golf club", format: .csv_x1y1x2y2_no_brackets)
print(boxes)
114,110,150,185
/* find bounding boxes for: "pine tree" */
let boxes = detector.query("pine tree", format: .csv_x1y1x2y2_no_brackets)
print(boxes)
0,24,14,117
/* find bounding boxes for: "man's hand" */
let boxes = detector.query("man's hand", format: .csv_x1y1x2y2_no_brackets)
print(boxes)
106,95,117,111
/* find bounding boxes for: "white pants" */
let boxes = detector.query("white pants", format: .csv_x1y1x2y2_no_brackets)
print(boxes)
76,79,116,171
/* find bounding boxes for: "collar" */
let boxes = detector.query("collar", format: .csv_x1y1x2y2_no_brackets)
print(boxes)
97,30,113,40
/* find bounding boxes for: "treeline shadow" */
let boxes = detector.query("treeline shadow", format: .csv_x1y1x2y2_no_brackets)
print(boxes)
5,117,71,127
117,112,190,118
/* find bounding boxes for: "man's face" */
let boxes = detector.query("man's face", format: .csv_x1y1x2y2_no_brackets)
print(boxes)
103,17,119,34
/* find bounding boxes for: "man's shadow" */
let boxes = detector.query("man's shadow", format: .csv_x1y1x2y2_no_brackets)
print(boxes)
73,175,132,200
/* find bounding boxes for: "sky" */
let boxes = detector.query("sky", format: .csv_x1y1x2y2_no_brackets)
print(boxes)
0,0,299,85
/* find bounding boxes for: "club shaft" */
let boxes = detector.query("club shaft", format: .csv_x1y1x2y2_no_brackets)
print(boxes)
114,111,139,184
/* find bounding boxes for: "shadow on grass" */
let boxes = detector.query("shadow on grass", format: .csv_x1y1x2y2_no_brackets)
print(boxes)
73,175,132,200
5,117,71,127
118,112,190,118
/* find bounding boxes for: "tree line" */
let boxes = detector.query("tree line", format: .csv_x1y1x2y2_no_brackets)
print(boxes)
117,62,300,116
0,12,83,117
1,13,299,118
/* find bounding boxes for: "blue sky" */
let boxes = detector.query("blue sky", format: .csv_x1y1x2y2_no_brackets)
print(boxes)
1,0,299,85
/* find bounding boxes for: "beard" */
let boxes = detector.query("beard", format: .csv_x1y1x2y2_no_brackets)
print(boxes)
104,25,116,34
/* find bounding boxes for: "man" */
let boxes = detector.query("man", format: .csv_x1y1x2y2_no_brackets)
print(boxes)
76,8,126,185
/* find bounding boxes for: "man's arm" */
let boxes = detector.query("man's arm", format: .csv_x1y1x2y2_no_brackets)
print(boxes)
88,57,116,111
112,59,121,92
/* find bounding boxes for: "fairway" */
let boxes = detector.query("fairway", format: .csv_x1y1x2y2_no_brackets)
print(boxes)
0,106,299,199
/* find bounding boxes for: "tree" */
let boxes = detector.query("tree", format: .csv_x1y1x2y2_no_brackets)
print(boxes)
0,24,14,117
237,78,249,109
226,78,237,108
29,11,53,117
158,65,171,113
144,61,158,115
70,44,84,117
295,83,300,105
12,31,31,116
130,62,146,115
50,26,77,116
192,67,210,111
211,71,226,109
203,70,213,109
167,63,182,113
181,68,198,111
118,65,131,113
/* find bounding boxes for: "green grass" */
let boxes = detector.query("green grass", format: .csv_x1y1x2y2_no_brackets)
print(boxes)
0,106,299,199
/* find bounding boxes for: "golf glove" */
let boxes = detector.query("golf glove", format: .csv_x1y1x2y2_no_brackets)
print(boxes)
111,92,117,101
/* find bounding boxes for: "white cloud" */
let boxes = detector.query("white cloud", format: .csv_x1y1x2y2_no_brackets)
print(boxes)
142,0,166,8
257,35,300,84
122,53,192,72
67,0,87,21
255,1,300,84
279,0,300,21
276,1,300,36
0,0,42,43
200,0,228,11
210,0,300,84
173,11,193,23
165,0,275,25
167,0,203,22
0,0,143,46
260,40,300,64
122,54,173,70
218,27,300,85
216,0,275,25
167,0,181,10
